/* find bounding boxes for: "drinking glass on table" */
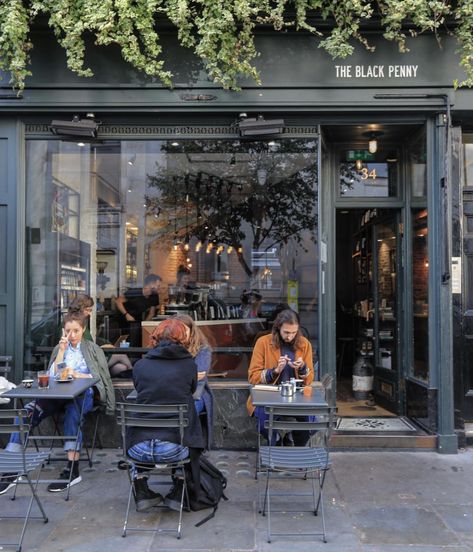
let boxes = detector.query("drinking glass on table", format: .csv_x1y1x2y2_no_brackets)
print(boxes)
37,370,50,389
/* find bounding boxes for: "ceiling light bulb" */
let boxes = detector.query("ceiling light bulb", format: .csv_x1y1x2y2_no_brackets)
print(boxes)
355,159,363,171
368,138,377,154
227,246,233,254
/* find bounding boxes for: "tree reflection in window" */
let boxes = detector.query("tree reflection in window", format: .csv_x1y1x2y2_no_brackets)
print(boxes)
146,139,318,280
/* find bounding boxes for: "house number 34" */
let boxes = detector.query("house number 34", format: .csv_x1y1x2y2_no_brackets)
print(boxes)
360,168,377,180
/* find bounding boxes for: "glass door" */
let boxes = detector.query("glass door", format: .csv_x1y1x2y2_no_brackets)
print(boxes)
372,213,402,412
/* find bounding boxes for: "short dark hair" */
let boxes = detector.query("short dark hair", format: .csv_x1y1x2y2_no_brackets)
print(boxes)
144,273,162,286
271,309,302,349
177,264,191,276
63,311,87,329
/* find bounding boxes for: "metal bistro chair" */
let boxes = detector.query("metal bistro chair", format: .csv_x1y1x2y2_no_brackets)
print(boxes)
0,355,13,378
0,409,50,552
259,404,336,544
117,402,190,539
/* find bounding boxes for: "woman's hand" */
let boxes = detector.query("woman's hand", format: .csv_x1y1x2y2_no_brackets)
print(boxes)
58,329,69,352
289,357,304,370
275,355,289,374
125,313,135,322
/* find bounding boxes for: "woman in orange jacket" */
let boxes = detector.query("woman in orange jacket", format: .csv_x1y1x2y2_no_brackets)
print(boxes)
247,309,314,446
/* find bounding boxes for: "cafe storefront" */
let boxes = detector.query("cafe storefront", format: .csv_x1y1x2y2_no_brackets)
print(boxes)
1,27,472,452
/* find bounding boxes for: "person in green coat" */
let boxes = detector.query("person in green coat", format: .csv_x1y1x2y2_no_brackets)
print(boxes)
0,312,115,495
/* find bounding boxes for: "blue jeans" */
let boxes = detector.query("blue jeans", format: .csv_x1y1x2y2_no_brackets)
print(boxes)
6,389,94,453
127,439,189,479
194,398,205,414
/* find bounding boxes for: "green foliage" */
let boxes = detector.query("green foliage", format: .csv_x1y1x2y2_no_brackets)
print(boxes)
0,0,471,90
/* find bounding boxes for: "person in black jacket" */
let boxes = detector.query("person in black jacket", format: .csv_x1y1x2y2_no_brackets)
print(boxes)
127,318,204,512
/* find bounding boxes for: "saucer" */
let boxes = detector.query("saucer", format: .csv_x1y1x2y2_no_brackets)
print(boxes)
55,376,73,383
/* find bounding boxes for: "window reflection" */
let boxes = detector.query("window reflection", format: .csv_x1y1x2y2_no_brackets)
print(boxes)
409,130,427,197
339,150,398,197
25,138,319,378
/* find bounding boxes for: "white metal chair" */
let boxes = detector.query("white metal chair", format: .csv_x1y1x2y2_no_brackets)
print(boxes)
259,404,336,543
117,402,190,539
0,409,50,552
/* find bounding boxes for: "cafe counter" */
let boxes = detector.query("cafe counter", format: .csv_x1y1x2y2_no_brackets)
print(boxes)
142,318,267,379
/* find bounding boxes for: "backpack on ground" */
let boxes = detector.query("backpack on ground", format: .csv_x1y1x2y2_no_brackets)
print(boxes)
164,455,228,526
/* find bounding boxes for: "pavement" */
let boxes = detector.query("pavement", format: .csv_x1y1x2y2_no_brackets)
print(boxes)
1,447,473,552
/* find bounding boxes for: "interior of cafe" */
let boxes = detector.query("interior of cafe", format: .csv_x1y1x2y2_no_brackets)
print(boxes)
24,136,319,380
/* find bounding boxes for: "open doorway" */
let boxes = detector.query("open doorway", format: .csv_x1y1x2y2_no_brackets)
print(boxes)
336,208,402,418
319,122,437,441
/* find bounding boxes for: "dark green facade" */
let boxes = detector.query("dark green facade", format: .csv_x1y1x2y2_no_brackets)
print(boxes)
1,28,472,453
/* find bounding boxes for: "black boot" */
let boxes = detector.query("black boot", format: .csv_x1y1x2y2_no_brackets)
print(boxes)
133,477,163,512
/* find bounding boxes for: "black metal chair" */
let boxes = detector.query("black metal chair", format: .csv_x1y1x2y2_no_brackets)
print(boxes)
116,402,190,539
258,404,336,543
0,355,12,378
0,409,50,552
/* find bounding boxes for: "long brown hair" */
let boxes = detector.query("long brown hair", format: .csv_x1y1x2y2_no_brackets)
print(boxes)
271,309,303,350
173,313,209,357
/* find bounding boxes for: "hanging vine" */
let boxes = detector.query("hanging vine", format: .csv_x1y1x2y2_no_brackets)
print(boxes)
0,0,471,91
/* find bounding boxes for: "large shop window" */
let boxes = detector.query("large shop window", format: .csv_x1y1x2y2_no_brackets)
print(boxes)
25,137,319,379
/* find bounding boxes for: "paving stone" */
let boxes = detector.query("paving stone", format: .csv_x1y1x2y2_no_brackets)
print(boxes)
351,505,458,545
1,448,473,552
433,504,473,533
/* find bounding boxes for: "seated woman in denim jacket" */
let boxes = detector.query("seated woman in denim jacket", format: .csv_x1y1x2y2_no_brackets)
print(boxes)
126,318,205,512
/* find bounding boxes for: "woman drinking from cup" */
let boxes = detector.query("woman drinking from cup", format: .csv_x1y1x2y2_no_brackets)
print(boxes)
0,311,115,495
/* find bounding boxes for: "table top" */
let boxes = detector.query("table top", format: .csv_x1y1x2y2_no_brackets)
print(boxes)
2,377,99,400
251,386,327,407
